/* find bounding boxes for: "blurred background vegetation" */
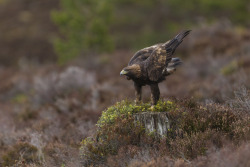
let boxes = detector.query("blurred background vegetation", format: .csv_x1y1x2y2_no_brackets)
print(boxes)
0,1,250,166
52,0,250,64
0,0,249,65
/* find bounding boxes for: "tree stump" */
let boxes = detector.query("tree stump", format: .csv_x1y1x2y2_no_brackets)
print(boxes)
133,112,170,137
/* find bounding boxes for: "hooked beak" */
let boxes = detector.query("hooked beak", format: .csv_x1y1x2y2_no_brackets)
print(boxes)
120,69,128,76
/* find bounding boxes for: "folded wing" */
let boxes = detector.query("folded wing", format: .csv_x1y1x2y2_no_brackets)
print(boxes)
128,43,162,66
146,30,191,81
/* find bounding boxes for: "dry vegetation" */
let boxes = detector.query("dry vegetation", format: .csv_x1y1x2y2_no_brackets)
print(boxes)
80,98,249,167
0,21,249,166
0,1,250,166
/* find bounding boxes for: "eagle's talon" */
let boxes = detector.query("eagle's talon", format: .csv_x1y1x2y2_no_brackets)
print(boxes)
150,105,155,111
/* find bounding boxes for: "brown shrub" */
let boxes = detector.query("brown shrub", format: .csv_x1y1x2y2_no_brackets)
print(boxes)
81,115,146,166
2,142,39,166
127,142,250,167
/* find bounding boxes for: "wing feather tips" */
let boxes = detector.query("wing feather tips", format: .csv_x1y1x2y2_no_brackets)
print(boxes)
168,57,182,67
171,57,181,62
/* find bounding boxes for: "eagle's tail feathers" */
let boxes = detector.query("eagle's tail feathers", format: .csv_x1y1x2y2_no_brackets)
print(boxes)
164,30,191,55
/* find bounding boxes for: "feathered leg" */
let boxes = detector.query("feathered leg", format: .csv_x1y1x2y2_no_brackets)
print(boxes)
150,84,160,107
134,83,142,104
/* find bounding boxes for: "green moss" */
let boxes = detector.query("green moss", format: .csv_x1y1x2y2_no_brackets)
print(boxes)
97,100,177,128
154,100,177,112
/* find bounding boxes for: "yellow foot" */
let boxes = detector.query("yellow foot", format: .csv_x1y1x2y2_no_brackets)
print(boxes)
150,105,155,111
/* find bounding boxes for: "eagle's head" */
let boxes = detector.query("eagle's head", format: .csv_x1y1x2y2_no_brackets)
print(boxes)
120,64,141,79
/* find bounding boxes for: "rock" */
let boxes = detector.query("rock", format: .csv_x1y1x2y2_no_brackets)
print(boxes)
133,112,170,137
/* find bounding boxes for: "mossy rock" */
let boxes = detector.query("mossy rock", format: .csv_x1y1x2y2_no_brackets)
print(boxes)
80,100,177,166
97,100,176,128
80,99,249,166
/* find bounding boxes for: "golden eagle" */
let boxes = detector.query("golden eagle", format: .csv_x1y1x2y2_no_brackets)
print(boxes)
120,30,191,107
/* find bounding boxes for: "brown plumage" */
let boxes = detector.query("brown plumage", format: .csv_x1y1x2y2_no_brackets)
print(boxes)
120,30,191,106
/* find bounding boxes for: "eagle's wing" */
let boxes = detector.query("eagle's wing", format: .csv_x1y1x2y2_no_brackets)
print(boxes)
146,30,191,81
128,44,162,66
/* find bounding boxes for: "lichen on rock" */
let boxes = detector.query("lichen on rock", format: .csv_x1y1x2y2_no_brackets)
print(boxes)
133,112,170,137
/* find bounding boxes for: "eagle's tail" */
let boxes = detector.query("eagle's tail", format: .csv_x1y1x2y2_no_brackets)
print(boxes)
164,30,191,55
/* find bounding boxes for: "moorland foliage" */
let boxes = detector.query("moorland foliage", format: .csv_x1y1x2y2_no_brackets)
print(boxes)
0,0,250,166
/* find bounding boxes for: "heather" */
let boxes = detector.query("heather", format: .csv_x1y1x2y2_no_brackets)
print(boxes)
0,1,250,167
